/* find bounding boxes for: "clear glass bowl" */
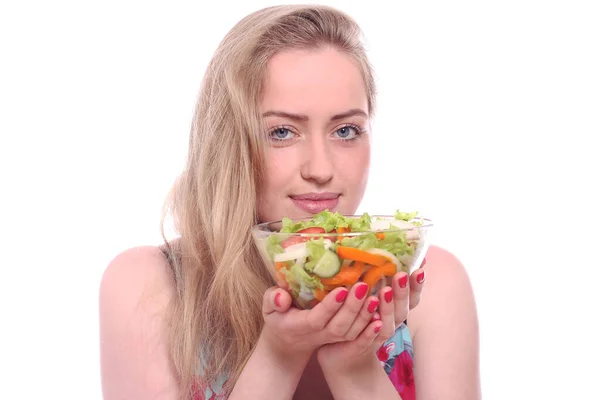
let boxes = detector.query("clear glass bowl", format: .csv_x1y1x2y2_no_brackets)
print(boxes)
252,215,433,309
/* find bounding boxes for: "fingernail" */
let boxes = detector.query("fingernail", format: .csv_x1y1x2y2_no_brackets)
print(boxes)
421,257,427,267
336,289,348,303
384,289,393,303
374,324,383,334
371,312,381,321
355,283,368,300
274,292,281,307
367,299,379,313
398,274,408,289
417,271,425,284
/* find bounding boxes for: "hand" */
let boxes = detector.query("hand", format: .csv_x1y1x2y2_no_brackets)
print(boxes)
315,280,404,371
407,257,427,313
314,255,427,373
259,282,377,360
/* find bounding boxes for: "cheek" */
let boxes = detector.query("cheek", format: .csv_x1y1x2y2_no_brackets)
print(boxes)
337,142,370,184
334,143,370,211
256,150,297,220
261,150,295,191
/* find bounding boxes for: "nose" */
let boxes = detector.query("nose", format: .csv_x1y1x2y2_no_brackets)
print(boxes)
300,135,334,184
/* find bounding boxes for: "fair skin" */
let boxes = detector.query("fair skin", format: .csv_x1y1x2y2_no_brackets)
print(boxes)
100,47,480,399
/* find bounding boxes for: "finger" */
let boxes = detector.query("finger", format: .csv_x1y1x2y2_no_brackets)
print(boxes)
371,312,381,322
392,272,410,328
377,286,395,340
344,295,380,340
305,287,348,330
324,282,370,338
352,319,384,352
262,287,292,316
409,268,426,310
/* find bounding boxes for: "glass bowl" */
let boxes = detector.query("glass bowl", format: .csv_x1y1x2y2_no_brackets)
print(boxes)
251,213,433,309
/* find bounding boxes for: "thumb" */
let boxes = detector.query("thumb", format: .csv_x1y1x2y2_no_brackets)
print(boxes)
262,287,292,316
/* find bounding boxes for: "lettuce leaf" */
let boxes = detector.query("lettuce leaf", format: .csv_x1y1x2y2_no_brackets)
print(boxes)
349,212,371,231
304,238,327,271
340,231,414,256
394,210,418,221
280,217,305,233
266,235,284,259
280,262,324,294
340,233,378,250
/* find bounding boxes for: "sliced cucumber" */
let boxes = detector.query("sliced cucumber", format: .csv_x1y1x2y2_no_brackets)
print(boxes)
312,250,342,278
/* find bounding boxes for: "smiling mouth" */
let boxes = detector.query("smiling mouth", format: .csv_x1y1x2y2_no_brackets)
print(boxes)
289,193,340,214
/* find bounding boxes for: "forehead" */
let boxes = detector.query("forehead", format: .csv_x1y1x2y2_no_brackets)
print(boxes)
260,47,369,116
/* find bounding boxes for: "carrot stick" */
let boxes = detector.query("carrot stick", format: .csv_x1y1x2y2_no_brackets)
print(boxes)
375,232,385,240
314,288,329,302
275,271,289,290
337,226,351,242
320,261,365,286
275,262,288,271
336,246,388,267
362,262,397,292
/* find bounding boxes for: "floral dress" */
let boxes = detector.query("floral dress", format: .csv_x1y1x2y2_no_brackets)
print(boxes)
194,322,416,400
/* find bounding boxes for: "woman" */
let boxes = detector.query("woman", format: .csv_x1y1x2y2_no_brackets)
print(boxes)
99,5,480,400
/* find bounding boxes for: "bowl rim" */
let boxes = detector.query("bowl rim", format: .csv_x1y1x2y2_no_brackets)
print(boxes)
252,214,433,237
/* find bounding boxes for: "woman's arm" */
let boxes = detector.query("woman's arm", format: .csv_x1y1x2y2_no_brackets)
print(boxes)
408,246,481,399
321,353,401,400
228,333,311,399
99,247,181,400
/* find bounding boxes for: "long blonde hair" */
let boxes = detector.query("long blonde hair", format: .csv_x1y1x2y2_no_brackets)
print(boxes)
160,5,377,398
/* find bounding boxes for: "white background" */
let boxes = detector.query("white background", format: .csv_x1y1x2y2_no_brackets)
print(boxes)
1,0,599,399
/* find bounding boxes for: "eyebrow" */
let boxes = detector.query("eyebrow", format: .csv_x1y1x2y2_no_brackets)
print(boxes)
261,108,368,122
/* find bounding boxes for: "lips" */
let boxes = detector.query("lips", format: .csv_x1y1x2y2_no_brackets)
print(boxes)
290,192,340,214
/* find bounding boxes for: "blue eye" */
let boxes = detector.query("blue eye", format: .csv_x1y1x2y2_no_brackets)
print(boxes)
269,127,294,141
334,125,360,140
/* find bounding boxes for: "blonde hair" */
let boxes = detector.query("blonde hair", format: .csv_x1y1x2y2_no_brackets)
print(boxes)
160,5,376,398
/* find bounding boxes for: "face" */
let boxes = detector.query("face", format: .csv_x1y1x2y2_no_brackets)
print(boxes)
256,46,371,223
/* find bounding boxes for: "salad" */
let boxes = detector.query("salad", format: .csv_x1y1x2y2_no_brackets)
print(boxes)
261,210,428,309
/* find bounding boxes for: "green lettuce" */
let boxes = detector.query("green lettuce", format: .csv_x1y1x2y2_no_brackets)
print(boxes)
304,238,327,271
349,212,372,231
266,235,284,259
394,210,418,221
340,231,414,256
280,217,305,233
340,233,378,250
376,231,414,255
280,262,324,296
308,211,349,232
278,210,372,233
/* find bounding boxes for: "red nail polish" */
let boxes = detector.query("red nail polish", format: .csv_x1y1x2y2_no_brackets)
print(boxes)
417,271,425,284
374,324,383,334
367,299,379,313
274,292,281,307
355,283,368,300
384,289,393,303
336,289,348,303
398,275,408,289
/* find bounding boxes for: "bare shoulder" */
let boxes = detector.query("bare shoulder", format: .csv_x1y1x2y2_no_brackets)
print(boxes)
100,245,175,301
422,246,473,301
409,244,477,332
408,245,481,399
99,245,180,400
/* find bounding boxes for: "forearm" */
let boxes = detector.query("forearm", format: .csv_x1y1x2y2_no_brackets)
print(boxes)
229,333,311,400
321,355,402,400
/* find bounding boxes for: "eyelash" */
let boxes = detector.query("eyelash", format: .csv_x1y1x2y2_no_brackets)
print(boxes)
268,124,364,142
